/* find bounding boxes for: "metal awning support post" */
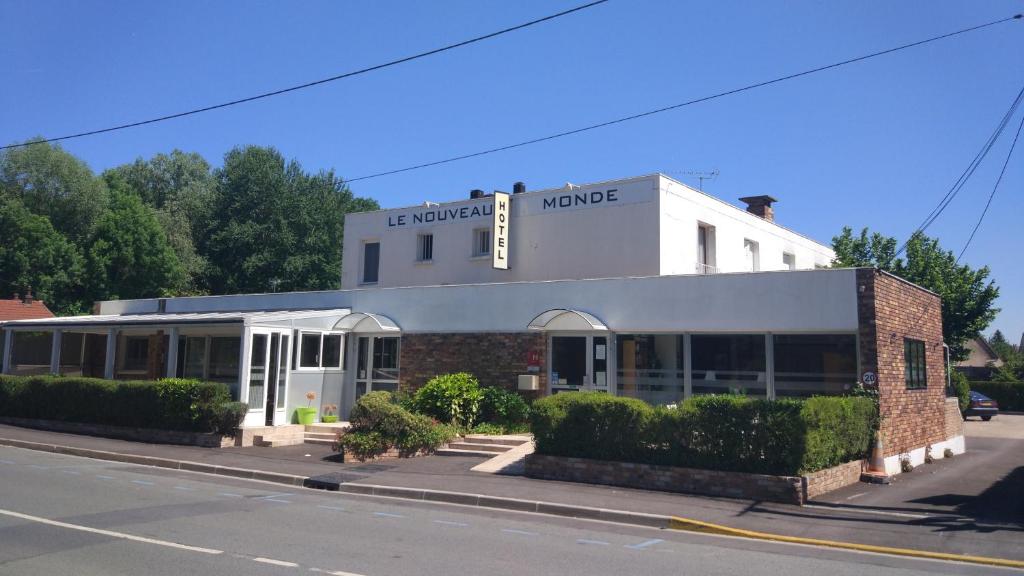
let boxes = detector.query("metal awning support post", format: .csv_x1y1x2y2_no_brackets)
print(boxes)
166,327,180,378
1,328,12,374
49,330,62,375
103,328,117,380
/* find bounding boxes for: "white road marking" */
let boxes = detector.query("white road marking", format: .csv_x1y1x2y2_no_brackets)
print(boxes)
29,464,47,469
131,480,155,486
310,568,367,576
60,470,81,475
432,520,468,527
173,486,194,491
0,459,16,464
258,492,293,500
373,512,405,518
0,508,222,555
264,498,292,504
317,505,347,512
577,538,610,546
254,557,299,568
846,492,868,500
501,528,538,536
96,475,115,480
218,492,243,498
801,504,933,520
625,538,663,550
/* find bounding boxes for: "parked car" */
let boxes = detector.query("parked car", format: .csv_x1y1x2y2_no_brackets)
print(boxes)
964,390,999,421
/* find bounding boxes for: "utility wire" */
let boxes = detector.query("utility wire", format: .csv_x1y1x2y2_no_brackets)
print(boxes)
896,82,1024,256
347,14,1022,182
0,0,610,151
956,108,1024,263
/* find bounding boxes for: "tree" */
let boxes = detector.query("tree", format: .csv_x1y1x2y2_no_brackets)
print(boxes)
832,227,999,361
202,146,378,294
988,330,1016,362
84,179,187,301
0,197,85,314
0,139,108,242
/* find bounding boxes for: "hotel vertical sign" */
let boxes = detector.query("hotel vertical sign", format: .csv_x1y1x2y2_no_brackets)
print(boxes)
492,191,510,269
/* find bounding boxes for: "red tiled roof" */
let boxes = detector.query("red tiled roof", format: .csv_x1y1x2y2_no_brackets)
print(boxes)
0,298,55,322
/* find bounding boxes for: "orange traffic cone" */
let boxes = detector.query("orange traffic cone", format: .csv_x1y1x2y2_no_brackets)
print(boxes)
861,430,891,484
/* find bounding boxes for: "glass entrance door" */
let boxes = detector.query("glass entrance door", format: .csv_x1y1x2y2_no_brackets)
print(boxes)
550,335,609,393
354,336,400,400
245,330,291,426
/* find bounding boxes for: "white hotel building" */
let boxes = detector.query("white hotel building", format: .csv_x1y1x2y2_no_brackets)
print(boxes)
1,174,956,472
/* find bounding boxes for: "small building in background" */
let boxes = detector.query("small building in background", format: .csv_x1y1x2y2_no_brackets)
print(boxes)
0,292,55,373
954,337,1004,381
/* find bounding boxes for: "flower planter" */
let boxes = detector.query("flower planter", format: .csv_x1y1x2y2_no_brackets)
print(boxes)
295,407,317,425
321,415,339,423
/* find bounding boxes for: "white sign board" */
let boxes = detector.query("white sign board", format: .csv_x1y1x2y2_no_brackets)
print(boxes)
493,191,510,270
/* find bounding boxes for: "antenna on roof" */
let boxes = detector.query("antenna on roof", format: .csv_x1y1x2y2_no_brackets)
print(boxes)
672,169,720,191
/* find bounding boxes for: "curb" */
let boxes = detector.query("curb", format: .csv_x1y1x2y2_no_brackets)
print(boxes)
4,436,1023,570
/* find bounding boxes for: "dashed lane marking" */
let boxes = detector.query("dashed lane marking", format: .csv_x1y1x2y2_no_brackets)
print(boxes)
218,492,243,498
131,480,155,486
60,470,81,475
373,512,405,519
0,459,15,464
254,557,299,568
625,538,664,550
432,520,469,527
96,475,114,480
173,486,195,491
317,505,347,512
577,539,610,546
0,508,222,555
501,529,539,536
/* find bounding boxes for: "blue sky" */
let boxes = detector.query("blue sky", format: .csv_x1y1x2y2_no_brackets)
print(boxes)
2,1,1022,339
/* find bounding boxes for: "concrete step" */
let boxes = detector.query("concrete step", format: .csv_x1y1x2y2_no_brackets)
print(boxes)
446,442,511,453
303,437,336,446
305,423,350,434
462,435,531,447
304,432,339,440
434,448,499,457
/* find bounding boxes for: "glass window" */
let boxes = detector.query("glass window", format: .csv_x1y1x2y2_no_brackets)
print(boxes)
773,335,857,398
417,233,433,262
322,334,342,368
299,332,321,368
209,337,241,388
362,241,380,284
372,337,399,381
691,334,766,397
356,336,369,380
743,239,760,272
277,334,289,409
473,228,491,257
58,332,85,376
122,336,149,372
904,338,927,389
10,331,52,376
182,336,206,378
617,335,685,405
697,224,716,273
247,334,267,409
783,252,796,270
551,336,586,388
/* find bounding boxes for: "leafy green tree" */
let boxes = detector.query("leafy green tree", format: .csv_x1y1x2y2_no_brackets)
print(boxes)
84,179,187,301
0,197,85,314
988,330,1017,362
832,227,999,361
0,139,108,242
202,146,378,294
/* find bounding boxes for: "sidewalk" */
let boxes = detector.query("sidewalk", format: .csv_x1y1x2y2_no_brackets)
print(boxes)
1,423,1021,563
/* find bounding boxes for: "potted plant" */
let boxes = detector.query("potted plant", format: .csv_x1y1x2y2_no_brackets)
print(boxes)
295,391,318,425
322,404,339,423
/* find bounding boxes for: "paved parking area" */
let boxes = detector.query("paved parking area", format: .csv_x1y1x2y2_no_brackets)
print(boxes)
964,413,1024,439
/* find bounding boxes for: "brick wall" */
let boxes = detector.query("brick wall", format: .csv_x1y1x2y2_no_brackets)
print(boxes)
857,269,947,457
399,332,546,396
803,459,865,500
943,397,964,440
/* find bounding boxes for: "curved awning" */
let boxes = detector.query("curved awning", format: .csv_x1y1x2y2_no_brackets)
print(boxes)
332,312,401,333
527,309,608,331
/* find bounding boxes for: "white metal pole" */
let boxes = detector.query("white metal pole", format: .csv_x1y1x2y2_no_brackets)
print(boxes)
49,330,62,375
166,327,180,378
103,328,117,380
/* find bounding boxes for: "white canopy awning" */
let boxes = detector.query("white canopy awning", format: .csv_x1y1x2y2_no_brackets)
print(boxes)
332,312,401,333
527,309,608,331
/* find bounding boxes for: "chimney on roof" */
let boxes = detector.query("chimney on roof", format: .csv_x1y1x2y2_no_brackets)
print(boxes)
739,195,778,222
470,189,485,199
513,181,526,194
23,289,34,305
11,292,20,302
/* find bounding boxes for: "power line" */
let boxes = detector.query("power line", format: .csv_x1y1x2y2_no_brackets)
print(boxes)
956,108,1024,263
896,82,1024,256
0,0,610,151
347,14,1022,182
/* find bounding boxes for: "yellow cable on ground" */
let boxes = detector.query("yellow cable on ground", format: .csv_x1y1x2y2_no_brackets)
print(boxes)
668,516,1024,570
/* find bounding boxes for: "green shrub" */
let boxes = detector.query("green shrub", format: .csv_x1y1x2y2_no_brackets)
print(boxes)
950,371,971,412
478,387,531,428
341,391,457,459
530,392,877,475
469,422,506,435
0,374,238,434
410,373,482,427
970,380,1024,412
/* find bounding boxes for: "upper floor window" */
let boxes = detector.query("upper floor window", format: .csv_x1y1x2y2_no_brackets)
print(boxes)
697,223,717,274
361,241,379,284
417,233,434,262
783,252,796,270
743,239,760,272
473,228,491,257
904,338,927,389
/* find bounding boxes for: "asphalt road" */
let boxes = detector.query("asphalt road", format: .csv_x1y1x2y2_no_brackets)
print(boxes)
0,447,1013,576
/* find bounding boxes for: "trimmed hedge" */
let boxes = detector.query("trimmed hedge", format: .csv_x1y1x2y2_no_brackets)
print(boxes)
971,381,1024,412
531,392,877,475
0,375,246,435
340,391,457,460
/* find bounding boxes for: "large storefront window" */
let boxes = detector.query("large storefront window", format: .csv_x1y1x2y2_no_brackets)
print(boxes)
9,331,51,376
247,334,267,409
691,334,766,397
617,335,684,405
773,334,857,397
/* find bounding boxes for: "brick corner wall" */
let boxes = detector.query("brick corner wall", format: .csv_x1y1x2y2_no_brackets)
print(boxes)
399,332,546,398
857,269,947,457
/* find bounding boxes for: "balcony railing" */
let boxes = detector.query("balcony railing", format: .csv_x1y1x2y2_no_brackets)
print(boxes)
695,262,720,275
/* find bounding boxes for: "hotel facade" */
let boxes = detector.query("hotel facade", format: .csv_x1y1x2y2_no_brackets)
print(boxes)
1,174,960,474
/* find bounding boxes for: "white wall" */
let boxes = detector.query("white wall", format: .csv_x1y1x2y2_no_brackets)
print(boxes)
659,177,834,275
341,176,662,289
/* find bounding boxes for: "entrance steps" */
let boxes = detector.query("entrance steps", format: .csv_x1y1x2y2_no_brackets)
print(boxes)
304,422,349,445
248,425,306,448
436,434,532,457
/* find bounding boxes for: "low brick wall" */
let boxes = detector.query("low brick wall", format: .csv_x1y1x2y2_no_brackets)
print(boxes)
526,453,805,504
341,447,432,463
0,417,232,448
803,459,865,501
943,397,964,440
